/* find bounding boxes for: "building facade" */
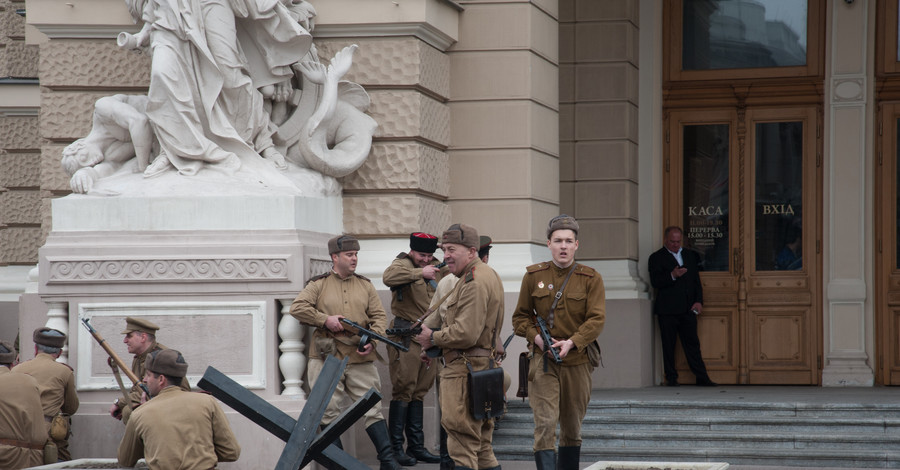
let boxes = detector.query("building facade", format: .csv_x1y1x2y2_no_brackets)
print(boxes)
0,0,891,396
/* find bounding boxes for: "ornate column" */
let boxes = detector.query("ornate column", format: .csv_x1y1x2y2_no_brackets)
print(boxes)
44,301,69,363
277,298,306,396
822,0,874,386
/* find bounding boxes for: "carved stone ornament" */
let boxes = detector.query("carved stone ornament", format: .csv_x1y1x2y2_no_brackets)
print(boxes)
60,1,377,197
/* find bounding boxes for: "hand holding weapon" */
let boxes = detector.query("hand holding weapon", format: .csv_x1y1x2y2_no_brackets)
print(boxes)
534,310,562,365
81,317,151,398
339,318,409,352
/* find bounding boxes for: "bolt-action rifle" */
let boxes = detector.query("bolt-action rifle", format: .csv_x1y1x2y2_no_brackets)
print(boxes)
80,317,151,397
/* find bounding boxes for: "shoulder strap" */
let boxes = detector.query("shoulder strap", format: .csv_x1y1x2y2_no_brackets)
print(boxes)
547,264,577,328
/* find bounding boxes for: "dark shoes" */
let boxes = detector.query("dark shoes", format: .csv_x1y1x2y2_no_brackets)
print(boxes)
666,380,679,387
696,378,718,386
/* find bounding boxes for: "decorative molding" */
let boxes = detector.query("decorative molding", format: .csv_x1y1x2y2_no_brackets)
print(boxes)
307,257,332,281
30,25,136,40
47,258,289,283
315,23,456,51
832,77,865,104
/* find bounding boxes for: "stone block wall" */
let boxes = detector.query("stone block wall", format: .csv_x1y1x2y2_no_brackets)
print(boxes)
0,0,40,266
448,0,561,244
559,0,640,260
328,37,452,237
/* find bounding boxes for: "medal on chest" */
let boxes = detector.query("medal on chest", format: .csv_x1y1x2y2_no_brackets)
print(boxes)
538,281,544,289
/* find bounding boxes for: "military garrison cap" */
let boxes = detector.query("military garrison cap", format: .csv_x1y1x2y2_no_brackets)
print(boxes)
442,223,479,249
409,232,438,254
121,317,160,335
0,340,15,364
33,327,66,348
547,214,579,239
328,234,360,254
145,349,188,378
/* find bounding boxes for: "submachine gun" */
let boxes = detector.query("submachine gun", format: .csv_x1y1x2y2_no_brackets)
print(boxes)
390,261,446,301
339,318,409,353
81,317,151,398
534,310,562,367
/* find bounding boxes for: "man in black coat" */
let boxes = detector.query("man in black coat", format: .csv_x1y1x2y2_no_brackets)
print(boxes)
648,226,716,387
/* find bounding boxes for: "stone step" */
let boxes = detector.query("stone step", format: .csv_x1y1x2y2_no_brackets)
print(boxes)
491,446,900,469
492,397,900,468
512,399,900,419
492,427,900,451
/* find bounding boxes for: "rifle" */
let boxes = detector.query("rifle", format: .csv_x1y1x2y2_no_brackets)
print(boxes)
534,310,562,366
339,318,409,352
80,317,151,398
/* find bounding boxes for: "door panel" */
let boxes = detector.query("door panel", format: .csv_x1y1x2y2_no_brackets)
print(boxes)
877,104,900,385
665,106,821,384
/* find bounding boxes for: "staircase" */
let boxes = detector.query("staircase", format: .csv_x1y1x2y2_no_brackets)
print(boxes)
491,387,900,468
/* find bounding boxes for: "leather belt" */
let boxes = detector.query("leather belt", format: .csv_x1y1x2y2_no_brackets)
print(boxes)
0,437,45,450
443,347,492,364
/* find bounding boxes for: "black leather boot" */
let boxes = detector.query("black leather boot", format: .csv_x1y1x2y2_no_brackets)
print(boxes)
405,400,441,463
367,420,406,470
557,446,580,470
439,425,453,470
534,449,556,470
388,401,417,466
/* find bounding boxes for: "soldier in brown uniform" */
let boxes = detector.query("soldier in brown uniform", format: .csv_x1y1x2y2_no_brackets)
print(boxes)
118,349,240,469
512,215,606,470
0,340,46,469
416,224,504,470
383,232,443,465
13,328,80,461
290,234,405,470
109,317,190,424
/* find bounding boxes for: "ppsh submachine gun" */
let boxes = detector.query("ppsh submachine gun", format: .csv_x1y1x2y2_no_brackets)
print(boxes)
81,317,151,398
339,318,409,352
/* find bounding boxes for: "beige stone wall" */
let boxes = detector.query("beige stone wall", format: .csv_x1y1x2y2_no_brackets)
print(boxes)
331,37,452,237
560,0,639,260
0,0,41,266
447,0,560,244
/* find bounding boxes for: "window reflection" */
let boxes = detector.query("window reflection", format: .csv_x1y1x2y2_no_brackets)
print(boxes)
683,0,807,70
755,121,803,271
683,124,730,272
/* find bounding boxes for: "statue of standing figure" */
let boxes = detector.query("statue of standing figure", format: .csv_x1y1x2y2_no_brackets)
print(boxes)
62,0,378,196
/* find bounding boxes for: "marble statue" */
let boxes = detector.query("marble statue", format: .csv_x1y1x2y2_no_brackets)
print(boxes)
62,0,377,196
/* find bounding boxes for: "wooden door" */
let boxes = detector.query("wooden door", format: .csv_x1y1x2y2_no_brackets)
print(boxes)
664,106,822,384
877,103,900,385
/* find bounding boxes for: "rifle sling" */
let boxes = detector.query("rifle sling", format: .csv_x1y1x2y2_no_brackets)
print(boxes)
109,361,132,407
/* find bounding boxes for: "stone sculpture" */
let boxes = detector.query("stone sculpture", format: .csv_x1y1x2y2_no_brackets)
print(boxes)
62,0,377,197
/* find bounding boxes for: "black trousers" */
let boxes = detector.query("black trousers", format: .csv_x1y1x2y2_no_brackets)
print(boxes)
657,312,710,382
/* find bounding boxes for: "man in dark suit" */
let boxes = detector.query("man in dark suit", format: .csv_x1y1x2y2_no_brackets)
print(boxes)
648,226,716,387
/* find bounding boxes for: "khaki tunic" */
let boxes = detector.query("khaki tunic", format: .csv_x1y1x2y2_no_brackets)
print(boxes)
431,258,504,469
383,254,442,401
0,367,45,469
118,386,240,470
290,270,389,427
118,341,191,424
511,261,606,450
13,353,79,460
289,271,388,363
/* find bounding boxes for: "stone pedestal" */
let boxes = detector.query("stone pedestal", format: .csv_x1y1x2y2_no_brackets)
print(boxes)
26,194,342,464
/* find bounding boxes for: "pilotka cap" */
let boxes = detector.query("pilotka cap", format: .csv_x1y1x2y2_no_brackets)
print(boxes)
547,214,579,239
121,317,160,335
33,327,66,349
144,349,189,378
328,234,360,254
441,223,479,249
409,232,438,254
0,340,16,364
